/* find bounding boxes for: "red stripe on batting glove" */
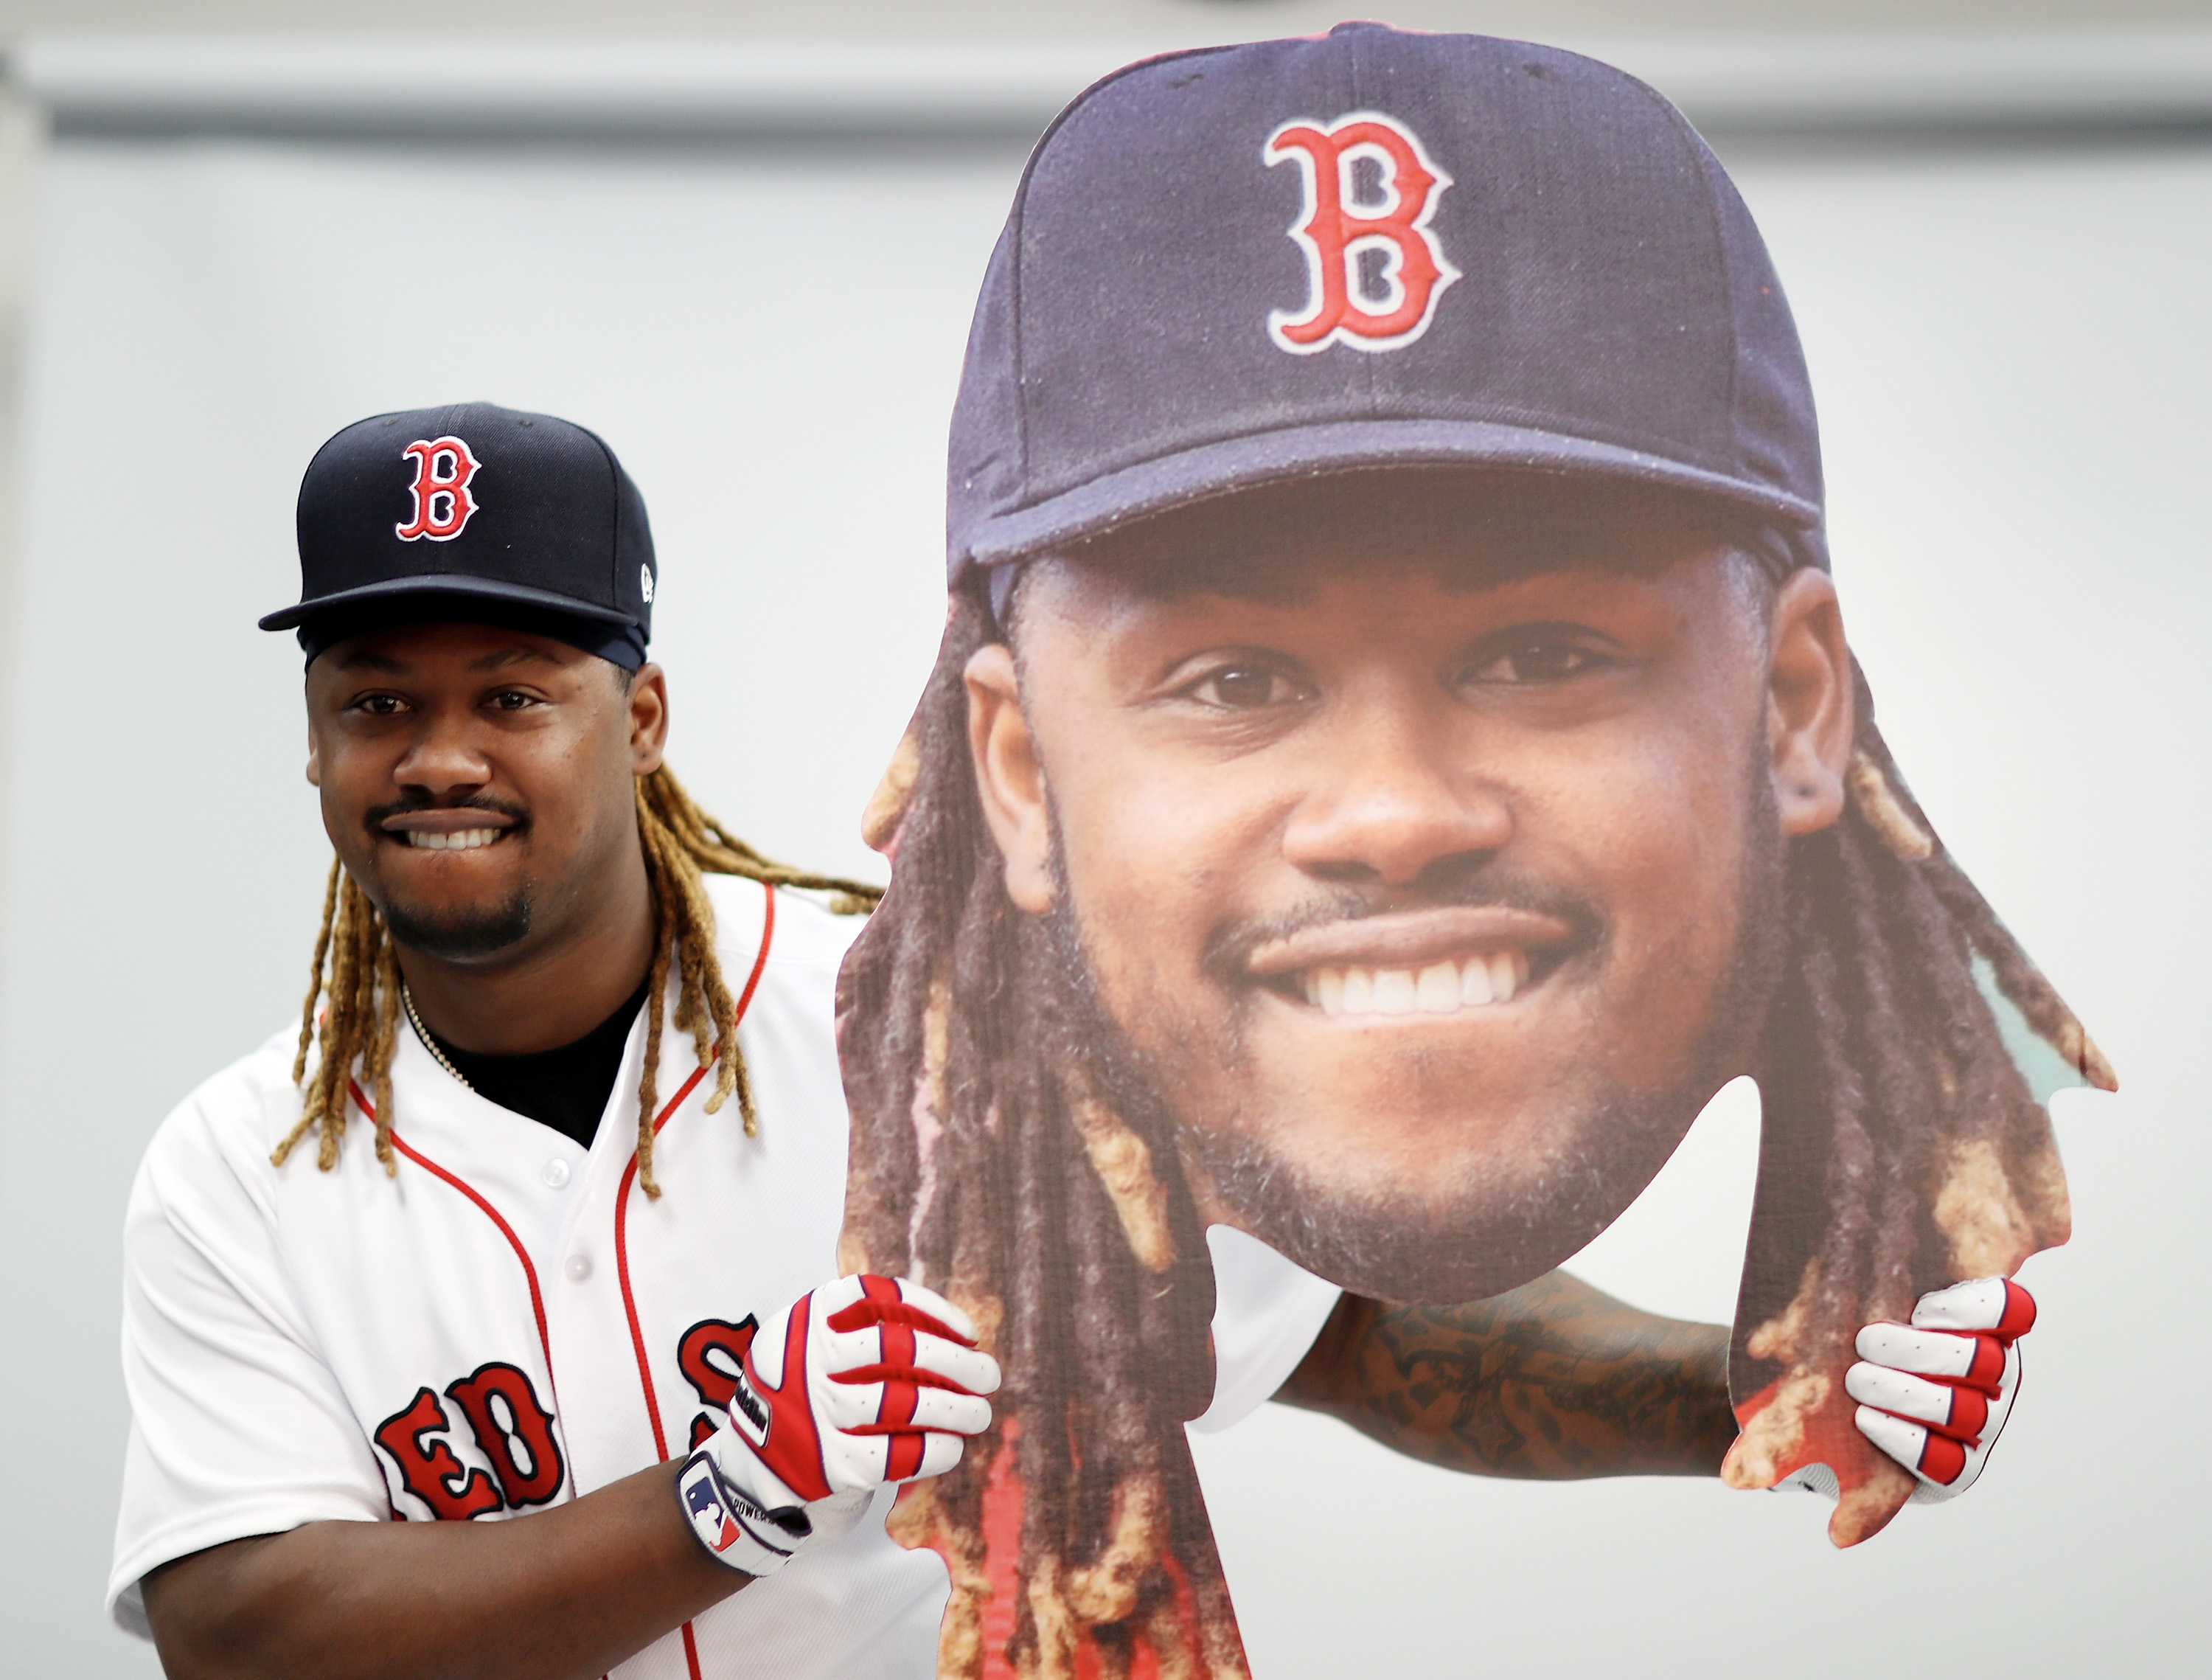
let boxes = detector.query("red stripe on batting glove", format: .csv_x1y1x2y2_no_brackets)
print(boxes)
827,1297,975,1347
832,1362,980,1393
864,1280,926,1481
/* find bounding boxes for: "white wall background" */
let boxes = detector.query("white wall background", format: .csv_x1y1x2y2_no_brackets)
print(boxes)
0,90,2195,1680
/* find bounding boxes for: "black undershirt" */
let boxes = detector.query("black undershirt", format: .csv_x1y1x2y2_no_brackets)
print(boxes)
419,973,654,1152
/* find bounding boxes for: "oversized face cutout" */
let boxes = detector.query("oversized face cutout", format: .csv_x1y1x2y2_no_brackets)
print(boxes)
834,473,2098,1678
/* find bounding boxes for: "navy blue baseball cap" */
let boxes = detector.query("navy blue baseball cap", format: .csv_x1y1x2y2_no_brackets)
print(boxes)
262,401,658,668
947,24,1826,589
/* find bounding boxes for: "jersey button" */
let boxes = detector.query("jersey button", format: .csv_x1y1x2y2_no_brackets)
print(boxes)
541,1158,572,1190
564,1252,593,1283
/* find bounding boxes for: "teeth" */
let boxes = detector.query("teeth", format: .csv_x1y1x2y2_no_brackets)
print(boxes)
1416,962,1459,1014
1489,950,1517,1004
1340,968,1374,1016
1315,968,1345,1015
1301,953,1540,1019
403,827,504,851
1460,958,1493,1007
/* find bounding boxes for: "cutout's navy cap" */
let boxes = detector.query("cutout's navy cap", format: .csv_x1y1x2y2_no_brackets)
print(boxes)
262,401,658,667
947,24,1826,586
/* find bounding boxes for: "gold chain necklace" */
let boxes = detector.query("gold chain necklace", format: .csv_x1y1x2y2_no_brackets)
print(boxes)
400,983,475,1092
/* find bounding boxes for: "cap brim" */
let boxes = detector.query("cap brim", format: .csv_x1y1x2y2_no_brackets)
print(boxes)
258,575,640,634
953,419,1823,579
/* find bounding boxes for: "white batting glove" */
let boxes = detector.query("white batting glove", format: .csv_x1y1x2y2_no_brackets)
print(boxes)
1846,1277,2036,1504
678,1275,1000,1575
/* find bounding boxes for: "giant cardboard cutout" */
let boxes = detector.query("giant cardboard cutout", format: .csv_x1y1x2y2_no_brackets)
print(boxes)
833,28,2110,1679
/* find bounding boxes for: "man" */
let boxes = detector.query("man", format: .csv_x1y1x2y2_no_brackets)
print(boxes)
836,26,2100,1675
107,403,1006,1680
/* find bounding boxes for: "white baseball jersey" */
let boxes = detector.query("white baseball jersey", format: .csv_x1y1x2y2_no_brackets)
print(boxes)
109,873,1340,1677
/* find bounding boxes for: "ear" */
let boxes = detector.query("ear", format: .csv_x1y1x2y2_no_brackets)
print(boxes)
626,662,669,777
305,719,321,788
964,643,1055,914
1766,568,1855,837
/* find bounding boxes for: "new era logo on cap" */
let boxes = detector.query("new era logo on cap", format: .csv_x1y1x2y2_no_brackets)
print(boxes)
1265,111,1458,355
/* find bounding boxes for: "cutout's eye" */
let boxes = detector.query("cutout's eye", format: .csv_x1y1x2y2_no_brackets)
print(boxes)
489,690,538,712
1467,639,1607,684
354,693,406,716
1184,665,1309,710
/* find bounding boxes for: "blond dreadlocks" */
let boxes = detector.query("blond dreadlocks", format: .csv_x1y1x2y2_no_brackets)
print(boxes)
271,763,881,1196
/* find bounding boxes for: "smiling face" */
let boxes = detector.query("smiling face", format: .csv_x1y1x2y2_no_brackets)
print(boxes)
305,619,662,968
964,476,1854,1300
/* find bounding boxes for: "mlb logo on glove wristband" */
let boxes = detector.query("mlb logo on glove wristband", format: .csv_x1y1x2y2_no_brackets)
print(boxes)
677,1447,810,1577
681,1457,743,1555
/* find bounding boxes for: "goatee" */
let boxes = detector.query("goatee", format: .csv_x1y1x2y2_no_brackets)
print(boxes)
383,889,535,962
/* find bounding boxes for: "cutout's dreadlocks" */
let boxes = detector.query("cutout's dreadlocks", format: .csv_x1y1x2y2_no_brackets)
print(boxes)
1724,660,2104,1535
838,588,1256,1679
837,570,2112,1676
273,763,880,1196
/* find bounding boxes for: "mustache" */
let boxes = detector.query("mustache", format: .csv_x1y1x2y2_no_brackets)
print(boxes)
1197,871,1607,986
364,791,532,839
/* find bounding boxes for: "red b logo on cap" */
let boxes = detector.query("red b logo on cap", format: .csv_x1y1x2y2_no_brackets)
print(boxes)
1265,111,1458,354
395,436,481,542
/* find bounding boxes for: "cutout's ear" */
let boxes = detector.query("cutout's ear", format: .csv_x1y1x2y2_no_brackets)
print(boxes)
305,722,321,788
1766,568,1854,837
964,643,1055,914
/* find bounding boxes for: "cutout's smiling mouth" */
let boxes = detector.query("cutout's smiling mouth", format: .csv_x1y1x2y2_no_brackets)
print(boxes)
1242,903,1586,1019
1295,948,1536,1016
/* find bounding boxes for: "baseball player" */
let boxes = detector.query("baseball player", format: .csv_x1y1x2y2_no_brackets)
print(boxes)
105,405,1010,1679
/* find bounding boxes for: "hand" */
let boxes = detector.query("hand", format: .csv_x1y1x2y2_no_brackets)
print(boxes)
1846,1277,2036,1504
678,1276,999,1574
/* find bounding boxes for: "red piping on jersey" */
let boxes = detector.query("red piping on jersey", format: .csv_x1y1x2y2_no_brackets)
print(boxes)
614,1056,716,1462
613,882,776,1680
615,880,779,1462
349,1080,554,1381
619,1051,709,1680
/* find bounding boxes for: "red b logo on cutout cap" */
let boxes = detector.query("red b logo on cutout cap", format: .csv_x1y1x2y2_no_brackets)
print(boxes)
394,435,481,542
1265,111,1459,355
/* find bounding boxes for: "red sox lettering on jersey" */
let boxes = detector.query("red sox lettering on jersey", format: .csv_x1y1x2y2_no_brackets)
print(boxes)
394,435,481,541
374,1362,566,1521
1265,111,1458,355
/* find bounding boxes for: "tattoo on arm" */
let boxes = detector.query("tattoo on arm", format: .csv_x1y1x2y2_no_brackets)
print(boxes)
1275,1269,1739,1480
